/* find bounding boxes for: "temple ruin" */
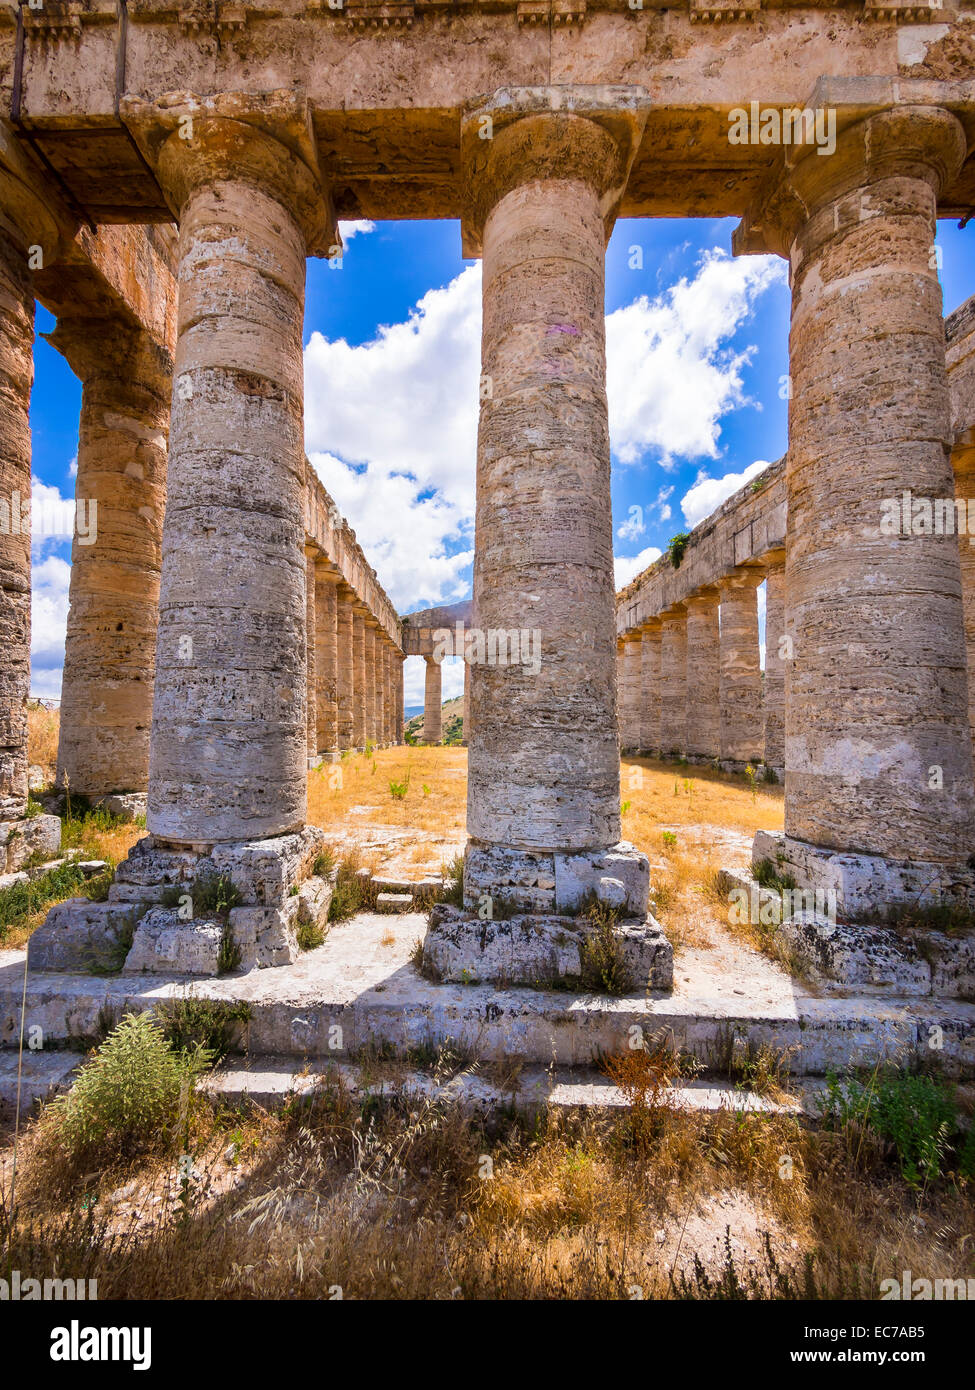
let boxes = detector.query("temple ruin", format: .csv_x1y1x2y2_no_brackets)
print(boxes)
0,5,974,994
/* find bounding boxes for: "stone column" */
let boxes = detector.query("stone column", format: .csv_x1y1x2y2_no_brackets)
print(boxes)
640,622,662,756
763,558,786,774
335,585,355,751
49,323,172,799
395,653,405,745
362,620,377,747
373,630,386,746
383,641,394,745
304,549,319,766
462,657,470,746
954,455,975,773
352,607,366,750
659,609,687,758
146,115,330,842
684,591,720,759
315,567,339,758
0,205,40,819
719,573,764,764
462,90,651,919
760,107,975,872
619,636,642,752
423,656,442,744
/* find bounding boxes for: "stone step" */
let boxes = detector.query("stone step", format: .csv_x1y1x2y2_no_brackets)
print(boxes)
4,910,974,1076
376,892,414,913
0,1049,81,1115
199,1055,823,1118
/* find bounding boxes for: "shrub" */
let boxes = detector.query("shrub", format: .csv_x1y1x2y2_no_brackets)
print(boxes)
389,776,410,800
666,532,691,569
578,900,633,996
438,854,464,908
36,1012,212,1176
158,996,251,1062
817,1069,959,1186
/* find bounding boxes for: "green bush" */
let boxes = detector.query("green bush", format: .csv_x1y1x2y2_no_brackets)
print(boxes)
40,1012,212,1171
818,1069,960,1186
158,996,251,1062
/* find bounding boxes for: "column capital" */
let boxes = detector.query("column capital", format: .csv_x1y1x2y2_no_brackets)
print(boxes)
685,587,721,609
121,95,337,257
734,104,967,260
44,316,173,395
460,85,649,256
719,568,764,593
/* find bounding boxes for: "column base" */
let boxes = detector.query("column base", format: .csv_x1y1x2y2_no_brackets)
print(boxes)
423,901,672,991
28,828,333,976
752,830,975,918
463,839,651,917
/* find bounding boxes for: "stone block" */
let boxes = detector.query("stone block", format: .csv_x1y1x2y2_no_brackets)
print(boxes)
377,892,413,913
211,826,324,907
95,792,148,822
423,904,672,991
123,908,224,975
778,911,931,994
0,871,29,892
927,932,975,1001
463,842,556,913
296,875,332,928
229,898,300,969
554,841,650,917
0,813,62,873
28,898,146,973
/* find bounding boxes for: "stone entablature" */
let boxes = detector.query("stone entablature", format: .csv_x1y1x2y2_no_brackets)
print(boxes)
948,294,975,448
399,599,472,658
616,456,786,637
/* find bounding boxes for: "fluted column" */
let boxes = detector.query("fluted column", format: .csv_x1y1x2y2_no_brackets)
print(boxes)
684,591,720,759
394,653,405,745
618,636,642,752
659,609,687,757
463,93,646,864
304,549,319,765
362,620,378,746
315,567,339,758
770,107,974,862
0,202,41,818
719,573,764,764
954,455,975,773
335,585,355,751
763,559,786,773
144,114,330,842
352,607,366,750
640,622,661,756
50,322,172,798
423,656,442,744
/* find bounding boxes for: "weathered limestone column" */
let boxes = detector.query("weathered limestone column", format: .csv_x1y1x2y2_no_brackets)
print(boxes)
315,567,339,758
145,115,330,841
659,609,687,757
954,455,975,772
684,591,720,759
335,585,355,751
423,656,442,744
304,549,319,766
763,559,786,774
50,322,172,798
362,620,377,746
384,641,395,745
719,573,764,764
618,636,643,752
0,200,42,818
373,630,386,746
352,607,366,750
640,622,662,756
748,106,975,878
395,653,405,745
462,89,652,920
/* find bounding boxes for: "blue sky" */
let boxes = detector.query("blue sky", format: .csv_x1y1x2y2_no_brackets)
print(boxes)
28,217,975,707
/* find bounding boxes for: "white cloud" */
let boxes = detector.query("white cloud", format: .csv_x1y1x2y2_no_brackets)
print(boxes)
68,454,78,479
606,249,785,466
659,504,671,522
616,506,645,543
338,220,376,242
30,552,71,698
403,653,465,711
614,546,663,591
304,265,482,610
680,458,772,529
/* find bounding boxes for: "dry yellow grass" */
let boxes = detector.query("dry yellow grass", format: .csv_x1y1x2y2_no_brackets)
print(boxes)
26,704,59,781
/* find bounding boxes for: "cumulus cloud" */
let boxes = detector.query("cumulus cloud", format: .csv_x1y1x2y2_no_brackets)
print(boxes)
338,220,376,242
616,506,645,543
304,265,482,611
30,552,71,697
614,546,663,591
606,250,785,466
680,458,772,529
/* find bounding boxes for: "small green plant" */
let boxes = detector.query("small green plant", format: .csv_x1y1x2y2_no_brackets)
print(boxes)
661,831,677,848
25,796,43,819
297,919,327,951
36,1011,212,1174
312,848,335,879
578,900,633,996
438,854,464,908
217,921,241,975
666,531,691,569
745,763,757,800
753,858,797,893
158,995,251,1062
389,775,410,800
422,784,431,797
621,799,632,816
817,1068,960,1186
192,874,243,916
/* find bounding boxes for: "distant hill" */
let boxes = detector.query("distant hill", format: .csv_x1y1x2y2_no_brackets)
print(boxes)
405,695,464,745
